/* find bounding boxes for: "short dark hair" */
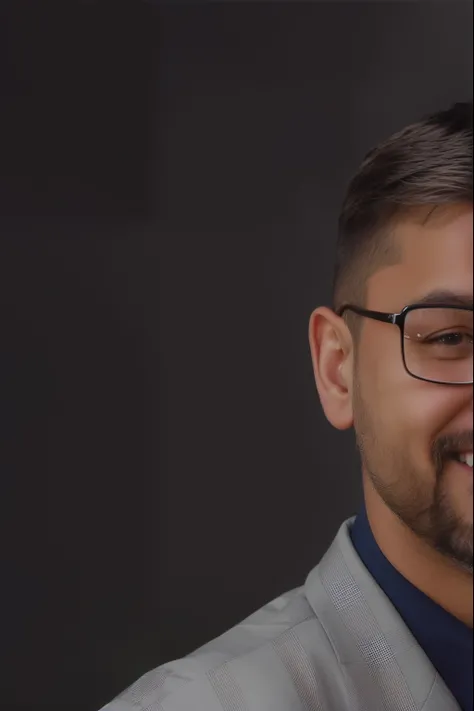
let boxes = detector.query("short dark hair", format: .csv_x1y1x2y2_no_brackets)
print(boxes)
332,102,473,330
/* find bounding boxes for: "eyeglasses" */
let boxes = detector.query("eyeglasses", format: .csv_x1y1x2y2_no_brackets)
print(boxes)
336,303,473,385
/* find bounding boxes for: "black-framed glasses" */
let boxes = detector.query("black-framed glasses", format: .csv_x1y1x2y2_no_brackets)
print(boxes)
337,303,473,385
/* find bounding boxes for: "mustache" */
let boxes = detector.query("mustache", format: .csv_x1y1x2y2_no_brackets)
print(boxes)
433,431,473,460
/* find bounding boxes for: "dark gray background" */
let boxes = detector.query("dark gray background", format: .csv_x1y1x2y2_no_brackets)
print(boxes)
0,2,472,710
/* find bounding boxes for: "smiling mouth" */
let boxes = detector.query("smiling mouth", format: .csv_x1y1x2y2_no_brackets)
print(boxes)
449,452,473,470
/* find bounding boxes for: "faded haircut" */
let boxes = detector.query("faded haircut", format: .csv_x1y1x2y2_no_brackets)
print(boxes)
332,101,473,338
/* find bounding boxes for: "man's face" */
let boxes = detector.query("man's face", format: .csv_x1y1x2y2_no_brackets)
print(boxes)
353,204,473,572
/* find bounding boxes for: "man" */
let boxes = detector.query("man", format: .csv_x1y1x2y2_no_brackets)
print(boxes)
102,102,473,711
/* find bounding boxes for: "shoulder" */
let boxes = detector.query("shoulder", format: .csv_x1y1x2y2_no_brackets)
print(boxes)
100,584,339,711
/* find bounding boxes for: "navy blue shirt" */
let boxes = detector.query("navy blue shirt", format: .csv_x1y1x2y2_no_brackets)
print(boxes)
350,503,473,711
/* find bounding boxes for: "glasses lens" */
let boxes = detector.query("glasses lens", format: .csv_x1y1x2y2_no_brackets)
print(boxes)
403,307,473,384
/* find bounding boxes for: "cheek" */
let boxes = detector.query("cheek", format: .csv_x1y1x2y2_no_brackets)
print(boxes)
397,389,447,450
363,329,407,407
362,336,458,455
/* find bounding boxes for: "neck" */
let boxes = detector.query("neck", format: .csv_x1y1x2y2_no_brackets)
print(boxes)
362,472,473,629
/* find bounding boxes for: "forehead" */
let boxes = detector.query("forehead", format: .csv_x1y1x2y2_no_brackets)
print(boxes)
367,204,473,311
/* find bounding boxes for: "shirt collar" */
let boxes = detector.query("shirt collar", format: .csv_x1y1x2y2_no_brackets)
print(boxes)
350,501,473,711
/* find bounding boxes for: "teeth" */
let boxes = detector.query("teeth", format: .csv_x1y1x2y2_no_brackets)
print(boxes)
459,452,473,468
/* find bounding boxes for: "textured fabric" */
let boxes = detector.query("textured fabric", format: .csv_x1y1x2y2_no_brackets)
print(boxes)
100,516,462,711
351,503,473,711
207,664,250,711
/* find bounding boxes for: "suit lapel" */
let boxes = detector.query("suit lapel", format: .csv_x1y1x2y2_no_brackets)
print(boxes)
304,518,460,711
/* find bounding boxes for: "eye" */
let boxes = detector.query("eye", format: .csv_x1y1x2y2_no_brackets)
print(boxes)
433,332,468,346
426,331,473,346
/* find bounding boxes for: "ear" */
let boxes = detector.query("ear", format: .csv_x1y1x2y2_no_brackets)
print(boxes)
308,306,354,430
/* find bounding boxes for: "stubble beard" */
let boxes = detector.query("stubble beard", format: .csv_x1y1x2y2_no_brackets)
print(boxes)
352,381,473,575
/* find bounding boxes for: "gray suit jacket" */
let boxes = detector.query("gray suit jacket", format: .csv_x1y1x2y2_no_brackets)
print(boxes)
100,516,461,711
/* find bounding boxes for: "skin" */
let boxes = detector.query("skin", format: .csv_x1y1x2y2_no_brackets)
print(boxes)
309,202,473,628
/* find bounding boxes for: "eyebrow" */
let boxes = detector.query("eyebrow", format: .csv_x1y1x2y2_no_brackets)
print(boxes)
414,290,473,309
